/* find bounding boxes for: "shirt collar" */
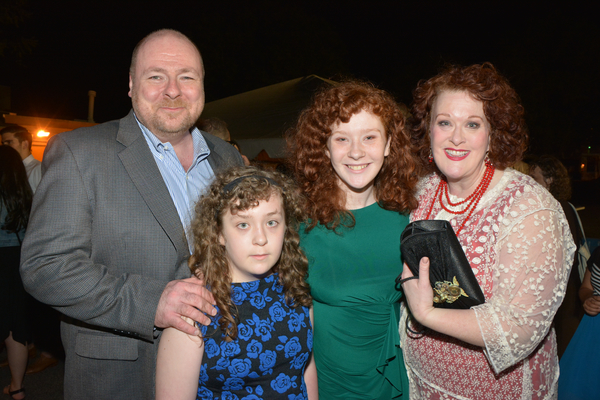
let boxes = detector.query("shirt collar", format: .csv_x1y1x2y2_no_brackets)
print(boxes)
23,154,36,165
133,112,210,162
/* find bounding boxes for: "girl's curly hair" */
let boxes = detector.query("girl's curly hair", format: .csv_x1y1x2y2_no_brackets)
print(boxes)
188,166,311,341
286,80,419,231
410,62,528,175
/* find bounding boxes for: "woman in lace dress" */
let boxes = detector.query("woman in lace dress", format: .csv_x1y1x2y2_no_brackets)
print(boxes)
399,63,575,399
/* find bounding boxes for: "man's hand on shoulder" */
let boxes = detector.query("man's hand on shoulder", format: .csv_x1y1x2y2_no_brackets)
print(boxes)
155,276,216,335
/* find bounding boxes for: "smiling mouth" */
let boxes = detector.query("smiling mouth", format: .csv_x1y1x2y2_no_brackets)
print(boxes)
445,149,469,157
347,164,368,171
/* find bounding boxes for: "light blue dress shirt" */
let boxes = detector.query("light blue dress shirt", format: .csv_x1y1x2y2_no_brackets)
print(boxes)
135,114,214,253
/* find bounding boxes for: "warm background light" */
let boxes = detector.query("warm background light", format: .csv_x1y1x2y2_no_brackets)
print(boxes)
37,130,50,137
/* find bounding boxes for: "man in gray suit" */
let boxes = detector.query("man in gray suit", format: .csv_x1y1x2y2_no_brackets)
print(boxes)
20,29,242,399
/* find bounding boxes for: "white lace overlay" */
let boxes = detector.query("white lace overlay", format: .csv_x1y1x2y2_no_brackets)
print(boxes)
401,169,575,400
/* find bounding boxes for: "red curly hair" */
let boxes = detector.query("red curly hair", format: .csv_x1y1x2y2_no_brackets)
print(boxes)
286,80,419,231
410,63,528,174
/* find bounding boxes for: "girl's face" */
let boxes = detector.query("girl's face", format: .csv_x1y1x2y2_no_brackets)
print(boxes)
325,109,390,208
219,193,286,282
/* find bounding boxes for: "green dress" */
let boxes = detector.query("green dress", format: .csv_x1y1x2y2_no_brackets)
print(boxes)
300,202,409,399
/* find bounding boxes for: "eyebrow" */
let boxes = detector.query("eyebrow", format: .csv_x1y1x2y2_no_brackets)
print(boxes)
234,209,283,219
144,67,199,75
435,113,484,120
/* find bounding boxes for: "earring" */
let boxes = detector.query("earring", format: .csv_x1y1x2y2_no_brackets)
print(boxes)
428,149,434,163
484,152,492,166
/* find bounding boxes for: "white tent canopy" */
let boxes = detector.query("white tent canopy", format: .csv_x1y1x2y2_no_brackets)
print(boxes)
201,75,337,159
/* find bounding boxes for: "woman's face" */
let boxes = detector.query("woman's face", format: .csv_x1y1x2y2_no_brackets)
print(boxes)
430,90,491,188
326,109,390,205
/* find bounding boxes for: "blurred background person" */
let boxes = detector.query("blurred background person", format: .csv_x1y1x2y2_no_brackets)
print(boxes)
558,246,600,400
227,139,251,166
529,155,585,358
1,146,33,400
1,126,41,193
196,117,231,141
197,117,251,165
0,125,62,374
402,63,574,399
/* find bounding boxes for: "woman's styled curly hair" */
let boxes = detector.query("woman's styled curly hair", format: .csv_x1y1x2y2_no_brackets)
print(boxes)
529,155,572,202
188,166,311,341
286,80,419,231
410,62,528,174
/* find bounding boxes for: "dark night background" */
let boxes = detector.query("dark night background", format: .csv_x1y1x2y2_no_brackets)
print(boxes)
1,0,599,161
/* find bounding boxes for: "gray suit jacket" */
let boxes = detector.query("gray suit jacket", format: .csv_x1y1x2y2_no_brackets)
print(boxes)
20,110,243,399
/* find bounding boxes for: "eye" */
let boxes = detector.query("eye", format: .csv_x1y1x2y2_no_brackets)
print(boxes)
437,120,450,127
237,222,249,229
466,122,480,129
267,220,279,227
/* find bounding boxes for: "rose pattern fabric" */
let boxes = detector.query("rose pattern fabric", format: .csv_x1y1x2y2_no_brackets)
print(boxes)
197,273,312,400
400,169,575,399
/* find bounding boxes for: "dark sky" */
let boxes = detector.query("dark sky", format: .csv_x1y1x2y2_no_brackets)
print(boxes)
1,1,598,157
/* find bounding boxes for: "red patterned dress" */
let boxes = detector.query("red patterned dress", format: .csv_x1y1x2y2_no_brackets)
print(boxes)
400,169,575,400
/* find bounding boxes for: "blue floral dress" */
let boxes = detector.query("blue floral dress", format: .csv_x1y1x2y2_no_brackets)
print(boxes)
197,273,313,400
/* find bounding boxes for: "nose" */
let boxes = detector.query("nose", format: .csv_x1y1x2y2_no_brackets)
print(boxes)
449,126,465,146
164,78,182,99
253,226,267,246
348,140,365,160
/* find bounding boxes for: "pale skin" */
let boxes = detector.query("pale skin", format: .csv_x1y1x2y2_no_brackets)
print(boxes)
129,31,215,335
580,268,600,316
156,196,317,399
325,109,391,209
401,90,507,347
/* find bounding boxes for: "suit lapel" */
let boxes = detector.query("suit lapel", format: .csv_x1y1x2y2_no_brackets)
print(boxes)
116,111,189,259
203,133,224,172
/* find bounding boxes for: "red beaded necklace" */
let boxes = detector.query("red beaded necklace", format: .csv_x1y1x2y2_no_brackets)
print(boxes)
425,162,495,235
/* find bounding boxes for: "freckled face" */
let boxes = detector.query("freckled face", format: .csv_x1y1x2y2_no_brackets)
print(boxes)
326,110,390,206
219,195,286,283
128,33,205,140
430,90,490,187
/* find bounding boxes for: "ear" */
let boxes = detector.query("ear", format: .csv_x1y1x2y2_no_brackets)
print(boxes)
128,75,133,98
219,233,226,246
384,135,391,157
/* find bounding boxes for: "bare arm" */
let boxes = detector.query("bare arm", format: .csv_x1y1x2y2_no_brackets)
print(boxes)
156,318,204,400
304,307,318,399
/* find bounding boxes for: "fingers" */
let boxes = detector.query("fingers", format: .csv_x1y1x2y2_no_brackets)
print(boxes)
155,278,217,332
182,276,216,305
418,257,430,289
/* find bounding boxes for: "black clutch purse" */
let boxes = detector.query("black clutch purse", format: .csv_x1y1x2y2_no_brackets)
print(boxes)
398,220,485,309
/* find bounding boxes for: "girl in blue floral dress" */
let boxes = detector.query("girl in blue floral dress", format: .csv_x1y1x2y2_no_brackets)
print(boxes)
156,166,317,400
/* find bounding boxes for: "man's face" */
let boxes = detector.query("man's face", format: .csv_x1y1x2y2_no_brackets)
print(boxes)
128,33,205,141
1,132,29,160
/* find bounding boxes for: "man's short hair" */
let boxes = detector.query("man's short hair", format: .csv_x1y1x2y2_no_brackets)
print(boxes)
197,117,230,141
129,29,201,77
1,125,32,152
